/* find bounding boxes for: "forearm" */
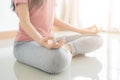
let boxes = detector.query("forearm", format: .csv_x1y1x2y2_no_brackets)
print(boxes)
16,3,43,44
20,22,43,44
54,17,82,33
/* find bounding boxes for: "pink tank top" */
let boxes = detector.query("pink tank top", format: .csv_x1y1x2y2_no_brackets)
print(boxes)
14,0,56,41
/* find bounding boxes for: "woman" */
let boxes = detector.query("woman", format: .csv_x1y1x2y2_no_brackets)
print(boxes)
12,0,103,73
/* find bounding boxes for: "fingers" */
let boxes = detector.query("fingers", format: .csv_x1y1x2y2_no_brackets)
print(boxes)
50,37,65,49
92,25,103,32
82,25,102,34
90,25,103,33
57,37,65,47
94,26,102,33
43,36,65,49
42,36,55,49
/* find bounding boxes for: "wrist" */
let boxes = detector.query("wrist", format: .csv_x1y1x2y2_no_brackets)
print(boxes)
77,28,84,34
39,39,44,45
36,38,43,45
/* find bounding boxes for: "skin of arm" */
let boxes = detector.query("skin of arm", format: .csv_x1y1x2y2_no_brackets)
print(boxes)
54,17,101,34
16,3,43,44
16,3,100,49
16,3,65,49
54,17,102,53
54,17,81,33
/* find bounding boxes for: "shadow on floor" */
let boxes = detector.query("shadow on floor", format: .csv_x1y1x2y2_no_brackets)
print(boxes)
13,55,102,80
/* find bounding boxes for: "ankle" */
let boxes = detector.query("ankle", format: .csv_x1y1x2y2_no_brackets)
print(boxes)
63,44,72,53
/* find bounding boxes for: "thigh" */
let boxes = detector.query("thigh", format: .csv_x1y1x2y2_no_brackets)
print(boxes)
56,34,99,43
68,34,103,54
14,41,66,64
14,41,54,61
14,41,72,73
56,34,82,43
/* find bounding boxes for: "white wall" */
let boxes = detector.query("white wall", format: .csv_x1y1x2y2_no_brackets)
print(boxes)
0,0,61,32
0,0,19,31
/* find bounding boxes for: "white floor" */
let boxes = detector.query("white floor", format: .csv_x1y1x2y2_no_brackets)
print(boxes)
0,32,120,80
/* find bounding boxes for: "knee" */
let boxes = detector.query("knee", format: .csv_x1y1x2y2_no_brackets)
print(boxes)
47,48,72,73
89,35,103,50
93,35,103,48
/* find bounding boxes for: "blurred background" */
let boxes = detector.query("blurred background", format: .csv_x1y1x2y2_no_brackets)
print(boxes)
0,0,120,80
0,0,18,32
1,0,120,32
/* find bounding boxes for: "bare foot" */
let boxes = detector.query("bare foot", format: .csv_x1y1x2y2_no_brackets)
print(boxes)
63,44,85,57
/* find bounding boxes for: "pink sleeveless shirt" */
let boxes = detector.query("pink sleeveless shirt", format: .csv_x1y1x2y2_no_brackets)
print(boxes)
14,0,56,41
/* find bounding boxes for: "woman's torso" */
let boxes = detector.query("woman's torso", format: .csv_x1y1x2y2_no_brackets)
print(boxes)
15,0,57,41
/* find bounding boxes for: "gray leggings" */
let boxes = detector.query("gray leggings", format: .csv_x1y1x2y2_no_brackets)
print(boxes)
14,34,103,73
